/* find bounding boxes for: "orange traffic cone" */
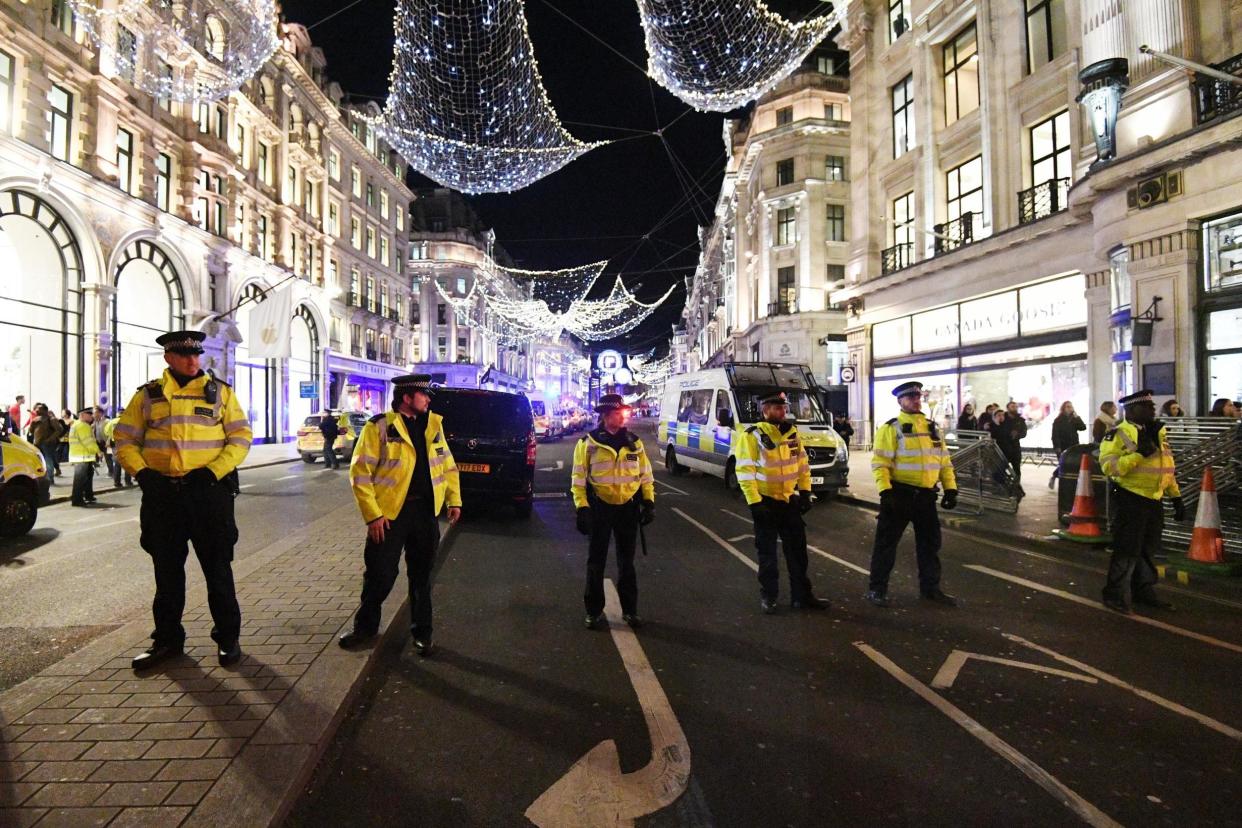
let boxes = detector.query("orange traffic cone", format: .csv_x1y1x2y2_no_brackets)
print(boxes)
1056,453,1110,544
1186,467,1226,564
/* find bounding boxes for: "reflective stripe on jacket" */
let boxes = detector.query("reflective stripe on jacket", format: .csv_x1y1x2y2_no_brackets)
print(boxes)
1099,419,1180,501
349,410,461,522
735,421,811,506
114,369,252,479
69,420,100,463
571,431,655,508
872,412,957,492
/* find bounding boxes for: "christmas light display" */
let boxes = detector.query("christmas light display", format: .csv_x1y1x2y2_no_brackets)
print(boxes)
498,261,607,313
68,0,278,103
630,353,675,387
379,0,602,193
636,0,845,112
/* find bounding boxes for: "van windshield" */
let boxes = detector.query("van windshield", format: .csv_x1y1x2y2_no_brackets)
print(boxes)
530,401,546,417
734,388,827,425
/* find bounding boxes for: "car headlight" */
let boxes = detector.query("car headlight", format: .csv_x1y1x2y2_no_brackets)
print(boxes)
839,442,848,464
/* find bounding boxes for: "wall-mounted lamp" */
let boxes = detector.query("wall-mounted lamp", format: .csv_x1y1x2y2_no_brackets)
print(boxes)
1077,58,1130,168
1131,295,1163,346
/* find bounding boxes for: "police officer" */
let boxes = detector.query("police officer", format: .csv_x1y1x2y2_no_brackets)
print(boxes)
115,330,252,670
866,381,958,608
1099,389,1182,613
736,391,830,614
341,374,461,656
68,406,101,506
572,394,655,629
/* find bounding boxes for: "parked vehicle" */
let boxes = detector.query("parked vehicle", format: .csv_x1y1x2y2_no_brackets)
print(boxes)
432,388,536,518
0,432,51,536
296,412,369,464
530,399,563,441
658,362,850,495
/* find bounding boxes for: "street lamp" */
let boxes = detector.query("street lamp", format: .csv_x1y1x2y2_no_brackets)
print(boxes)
1077,58,1130,167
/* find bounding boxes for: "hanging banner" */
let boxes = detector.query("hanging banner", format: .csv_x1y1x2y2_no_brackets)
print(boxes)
247,285,293,359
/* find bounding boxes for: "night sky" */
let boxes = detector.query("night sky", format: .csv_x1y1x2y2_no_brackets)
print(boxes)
280,0,833,356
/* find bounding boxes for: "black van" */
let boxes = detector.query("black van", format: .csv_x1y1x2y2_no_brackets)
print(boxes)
431,388,537,518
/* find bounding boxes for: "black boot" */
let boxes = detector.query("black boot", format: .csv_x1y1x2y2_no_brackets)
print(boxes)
131,644,183,671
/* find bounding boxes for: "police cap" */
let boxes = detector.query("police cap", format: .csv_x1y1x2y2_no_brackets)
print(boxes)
759,390,789,406
1119,389,1155,407
156,330,206,355
392,374,436,396
594,393,629,414
892,381,924,399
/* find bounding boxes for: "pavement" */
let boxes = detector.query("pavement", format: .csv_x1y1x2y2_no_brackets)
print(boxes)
4,427,1242,826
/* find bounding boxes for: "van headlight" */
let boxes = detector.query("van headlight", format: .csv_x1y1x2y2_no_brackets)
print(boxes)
838,442,848,464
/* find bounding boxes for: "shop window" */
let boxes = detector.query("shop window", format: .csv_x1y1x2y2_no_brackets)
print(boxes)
1025,0,1067,73
155,152,171,211
0,50,15,134
892,75,914,158
776,106,793,126
825,155,845,181
943,23,980,126
826,204,845,242
115,128,134,194
776,158,794,186
776,206,796,245
888,0,910,42
1204,212,1242,293
49,85,73,163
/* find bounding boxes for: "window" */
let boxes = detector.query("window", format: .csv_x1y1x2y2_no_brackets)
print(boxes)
350,217,361,249
892,190,915,247
351,323,362,352
236,124,247,167
889,0,910,42
257,214,270,259
776,158,794,186
365,328,376,357
365,276,376,311
943,23,980,126
205,16,226,61
155,152,171,211
349,267,361,303
257,142,269,184
327,258,338,288
328,147,340,180
351,166,361,198
366,226,376,258
49,85,73,163
776,207,796,246
776,106,793,126
824,102,846,122
157,61,173,112
1025,0,1066,72
826,264,846,283
197,102,210,134
676,390,713,424
1030,110,1070,187
946,155,984,226
115,128,134,193
892,75,914,158
0,51,15,134
816,55,834,75
196,171,226,235
366,182,375,208
826,204,845,242
1109,247,1131,311
380,287,389,318
825,155,845,181
396,204,405,231
380,190,390,219
116,26,137,85
776,266,796,313
1203,212,1242,293
51,0,75,37
411,298,421,322
437,303,447,325
328,202,340,236
286,165,296,202
380,235,389,266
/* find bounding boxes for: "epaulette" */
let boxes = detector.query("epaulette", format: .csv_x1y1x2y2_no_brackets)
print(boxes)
142,380,165,400
886,417,899,426
369,413,386,424
626,433,640,451
207,369,231,388
1103,428,1118,441
745,425,758,434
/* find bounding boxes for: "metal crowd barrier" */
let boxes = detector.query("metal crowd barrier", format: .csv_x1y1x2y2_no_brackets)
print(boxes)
1159,418,1242,557
946,430,1021,514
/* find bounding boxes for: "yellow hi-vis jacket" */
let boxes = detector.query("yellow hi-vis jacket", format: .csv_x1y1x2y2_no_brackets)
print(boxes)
115,370,252,479
736,421,812,506
571,430,655,508
350,410,461,522
69,419,100,463
1099,419,1180,501
103,417,118,443
872,412,957,493
337,412,355,439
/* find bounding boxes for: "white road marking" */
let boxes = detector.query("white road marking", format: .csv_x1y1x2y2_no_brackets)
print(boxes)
673,507,757,572
728,534,753,543
719,508,750,522
60,516,139,538
525,579,691,827
654,478,690,495
533,492,567,499
930,649,1098,690
1004,634,1242,741
274,474,300,481
965,564,1242,655
855,642,1122,828
238,484,256,490
808,545,870,576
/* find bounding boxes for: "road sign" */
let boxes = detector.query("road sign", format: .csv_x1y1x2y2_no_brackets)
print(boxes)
839,366,856,384
298,381,317,399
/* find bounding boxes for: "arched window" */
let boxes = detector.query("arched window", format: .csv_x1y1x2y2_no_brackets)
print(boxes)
111,239,185,407
289,304,321,421
205,16,226,61
258,75,274,107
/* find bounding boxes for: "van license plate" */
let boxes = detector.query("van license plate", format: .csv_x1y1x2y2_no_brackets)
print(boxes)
458,463,490,474
811,476,825,485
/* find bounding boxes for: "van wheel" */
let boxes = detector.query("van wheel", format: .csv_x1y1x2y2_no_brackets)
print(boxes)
665,446,688,476
301,453,316,464
725,459,740,494
0,487,37,537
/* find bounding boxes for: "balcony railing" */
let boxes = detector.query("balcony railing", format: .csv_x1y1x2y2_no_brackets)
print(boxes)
767,299,797,317
1196,51,1242,125
379,352,391,364
387,309,400,322
346,291,360,307
881,242,915,275
350,345,362,357
1017,178,1070,225
366,348,377,361
933,212,978,256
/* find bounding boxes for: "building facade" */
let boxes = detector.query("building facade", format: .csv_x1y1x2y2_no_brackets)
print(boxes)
0,2,414,441
682,48,853,391
832,0,1242,445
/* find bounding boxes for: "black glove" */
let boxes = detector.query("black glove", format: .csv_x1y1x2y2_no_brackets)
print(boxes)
135,468,163,490
879,488,896,516
639,500,655,526
797,491,813,514
748,501,770,522
576,507,592,536
185,467,218,487
1171,496,1186,522
940,489,958,510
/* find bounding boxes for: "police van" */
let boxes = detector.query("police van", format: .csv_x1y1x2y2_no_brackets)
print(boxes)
0,432,51,536
658,363,849,494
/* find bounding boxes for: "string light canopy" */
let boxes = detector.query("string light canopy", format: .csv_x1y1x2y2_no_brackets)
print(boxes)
498,261,607,313
636,0,845,112
380,0,603,194
630,353,675,387
68,0,278,103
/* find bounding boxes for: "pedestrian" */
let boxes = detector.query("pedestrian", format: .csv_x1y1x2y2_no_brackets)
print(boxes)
340,374,461,657
27,403,61,483
832,412,854,444
1092,401,1117,443
995,401,1027,495
1159,400,1184,417
92,405,112,479
1209,398,1237,417
1098,390,1181,613
956,403,978,431
319,410,341,469
1049,401,1086,488
866,381,958,608
572,393,657,627
114,330,252,671
69,406,101,506
978,403,999,436
8,394,25,434
736,391,830,614
56,408,73,472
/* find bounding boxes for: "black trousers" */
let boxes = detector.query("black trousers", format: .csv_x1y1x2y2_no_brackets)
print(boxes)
139,477,241,648
585,500,639,617
1103,486,1161,603
112,452,133,487
71,462,95,505
322,443,339,469
868,484,942,594
753,497,813,602
354,497,440,637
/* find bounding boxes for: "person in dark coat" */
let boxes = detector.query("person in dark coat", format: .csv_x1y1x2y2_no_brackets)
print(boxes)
832,413,854,444
978,404,999,436
994,402,1028,495
956,403,978,431
319,410,342,469
1049,401,1086,487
